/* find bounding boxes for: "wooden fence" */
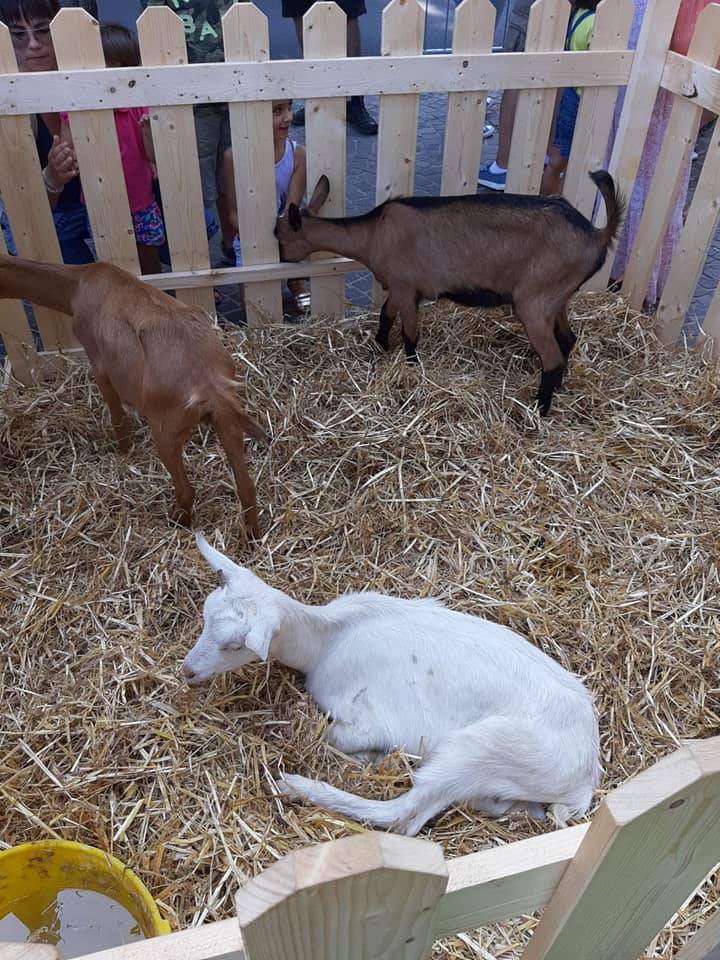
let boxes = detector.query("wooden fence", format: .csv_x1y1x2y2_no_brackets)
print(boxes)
0,0,718,381
4,736,718,960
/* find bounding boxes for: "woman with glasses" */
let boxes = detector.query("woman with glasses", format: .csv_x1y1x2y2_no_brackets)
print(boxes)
1,0,94,263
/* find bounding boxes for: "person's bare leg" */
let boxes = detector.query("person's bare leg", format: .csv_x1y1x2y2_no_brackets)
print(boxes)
347,16,361,56
496,89,519,168
293,15,303,53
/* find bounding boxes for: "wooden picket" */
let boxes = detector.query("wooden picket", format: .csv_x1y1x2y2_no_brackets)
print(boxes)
440,0,495,196
562,0,633,217
0,224,35,383
51,9,139,274
304,1,347,320
587,0,681,291
223,3,283,325
622,4,720,309
505,0,569,195
137,7,214,316
0,27,74,357
656,117,720,342
374,0,425,304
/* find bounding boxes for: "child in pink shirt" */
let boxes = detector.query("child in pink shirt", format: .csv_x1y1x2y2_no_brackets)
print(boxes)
60,23,165,274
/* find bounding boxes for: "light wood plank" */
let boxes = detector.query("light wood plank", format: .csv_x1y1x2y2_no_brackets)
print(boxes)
441,0,495,195
675,909,720,960
0,225,37,384
587,0,681,291
137,7,214,315
563,0,633,216
702,281,720,353
51,9,139,274
519,736,720,960
432,824,588,938
14,917,245,960
661,51,720,116
0,52,634,115
622,4,720,309
235,832,448,960
0,946,62,960
223,4,283,324
140,255,362,290
304,2,347,320
374,0,425,304
0,25,76,350
505,0,570,195
656,116,720,342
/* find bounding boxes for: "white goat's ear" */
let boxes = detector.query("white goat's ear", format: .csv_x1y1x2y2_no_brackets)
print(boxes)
244,620,274,662
196,533,245,585
307,175,330,215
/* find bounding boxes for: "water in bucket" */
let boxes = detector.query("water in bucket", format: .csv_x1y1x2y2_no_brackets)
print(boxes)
0,887,145,958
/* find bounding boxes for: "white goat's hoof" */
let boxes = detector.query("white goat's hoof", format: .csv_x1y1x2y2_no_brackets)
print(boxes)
274,774,304,799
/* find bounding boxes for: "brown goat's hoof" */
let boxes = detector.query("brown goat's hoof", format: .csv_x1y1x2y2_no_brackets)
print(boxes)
171,506,193,527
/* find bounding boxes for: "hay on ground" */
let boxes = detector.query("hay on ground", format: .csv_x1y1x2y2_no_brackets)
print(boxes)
1,293,718,958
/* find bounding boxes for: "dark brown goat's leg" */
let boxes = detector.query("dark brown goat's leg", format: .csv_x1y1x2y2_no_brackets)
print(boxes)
400,295,420,363
213,416,260,541
520,312,566,416
149,421,195,527
93,370,132,452
375,297,397,351
554,306,577,361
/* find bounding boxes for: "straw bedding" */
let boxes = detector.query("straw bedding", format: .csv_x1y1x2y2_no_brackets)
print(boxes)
1,294,719,958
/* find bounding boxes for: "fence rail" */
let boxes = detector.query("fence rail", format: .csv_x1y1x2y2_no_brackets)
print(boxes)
8,737,718,960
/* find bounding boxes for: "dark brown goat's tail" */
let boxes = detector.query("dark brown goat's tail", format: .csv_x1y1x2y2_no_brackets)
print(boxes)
0,253,82,315
589,170,625,249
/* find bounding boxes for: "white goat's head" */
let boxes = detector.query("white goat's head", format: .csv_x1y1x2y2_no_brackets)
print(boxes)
183,535,280,685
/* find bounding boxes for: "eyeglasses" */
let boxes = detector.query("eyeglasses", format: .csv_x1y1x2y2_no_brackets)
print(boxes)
9,23,52,47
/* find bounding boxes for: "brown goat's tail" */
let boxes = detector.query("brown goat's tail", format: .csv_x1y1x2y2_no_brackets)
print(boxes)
0,253,81,315
211,384,267,442
590,170,625,249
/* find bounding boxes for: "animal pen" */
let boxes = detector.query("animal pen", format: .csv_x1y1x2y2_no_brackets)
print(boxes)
1,0,719,959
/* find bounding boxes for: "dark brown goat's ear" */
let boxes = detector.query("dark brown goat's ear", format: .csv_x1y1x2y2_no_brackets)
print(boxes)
288,204,302,232
307,175,330,215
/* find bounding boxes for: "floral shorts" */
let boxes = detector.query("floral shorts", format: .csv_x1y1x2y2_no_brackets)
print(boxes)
132,200,165,247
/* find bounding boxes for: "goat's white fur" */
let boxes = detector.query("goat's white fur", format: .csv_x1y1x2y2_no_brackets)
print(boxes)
185,534,601,836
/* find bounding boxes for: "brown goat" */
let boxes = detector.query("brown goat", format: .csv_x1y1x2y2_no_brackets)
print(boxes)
0,255,265,537
275,171,624,415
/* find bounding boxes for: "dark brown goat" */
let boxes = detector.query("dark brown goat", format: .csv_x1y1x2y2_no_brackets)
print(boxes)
0,255,265,536
275,171,624,414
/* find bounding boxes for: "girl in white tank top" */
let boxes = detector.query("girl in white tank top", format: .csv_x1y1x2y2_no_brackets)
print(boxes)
224,100,308,310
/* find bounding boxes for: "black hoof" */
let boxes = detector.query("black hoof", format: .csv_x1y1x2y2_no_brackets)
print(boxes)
375,330,390,351
536,365,564,416
402,331,418,361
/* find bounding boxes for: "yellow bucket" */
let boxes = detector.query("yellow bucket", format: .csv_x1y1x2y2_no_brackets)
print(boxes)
0,840,171,948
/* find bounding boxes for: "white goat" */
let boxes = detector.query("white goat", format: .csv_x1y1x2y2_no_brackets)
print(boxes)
184,535,601,836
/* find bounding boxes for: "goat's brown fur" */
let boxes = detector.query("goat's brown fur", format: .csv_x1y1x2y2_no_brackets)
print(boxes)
276,171,624,415
0,255,265,536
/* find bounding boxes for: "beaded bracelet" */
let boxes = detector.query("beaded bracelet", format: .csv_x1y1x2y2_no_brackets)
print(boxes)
42,166,63,195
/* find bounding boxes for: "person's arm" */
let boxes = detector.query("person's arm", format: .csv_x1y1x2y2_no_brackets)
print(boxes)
138,112,156,167
283,143,307,213
44,125,79,209
222,147,238,233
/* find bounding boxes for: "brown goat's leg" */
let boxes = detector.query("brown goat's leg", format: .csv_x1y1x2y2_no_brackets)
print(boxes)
94,371,132,453
521,313,565,417
149,421,195,527
400,295,420,363
554,307,577,361
213,416,260,541
375,297,397,351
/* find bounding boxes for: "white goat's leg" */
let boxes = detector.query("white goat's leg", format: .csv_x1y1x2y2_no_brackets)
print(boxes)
326,719,382,757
